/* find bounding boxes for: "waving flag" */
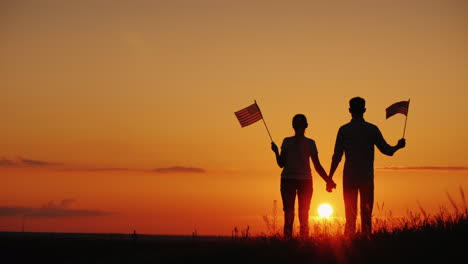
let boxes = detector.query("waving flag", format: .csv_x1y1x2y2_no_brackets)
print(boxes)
234,102,263,127
386,99,411,138
386,100,410,119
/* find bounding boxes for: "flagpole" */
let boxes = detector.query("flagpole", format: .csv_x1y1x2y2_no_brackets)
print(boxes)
402,99,410,138
255,100,273,142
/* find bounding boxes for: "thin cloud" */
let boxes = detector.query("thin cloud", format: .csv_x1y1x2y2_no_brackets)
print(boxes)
0,158,15,167
1,158,206,174
0,199,114,218
152,166,206,173
378,166,468,171
0,206,32,216
19,157,60,166
28,208,113,218
63,168,134,172
0,157,60,167
60,166,206,174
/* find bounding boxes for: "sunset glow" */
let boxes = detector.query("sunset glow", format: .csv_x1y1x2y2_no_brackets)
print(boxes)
1,0,468,236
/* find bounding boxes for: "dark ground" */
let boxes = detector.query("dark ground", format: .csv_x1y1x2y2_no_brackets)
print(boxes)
1,225,467,264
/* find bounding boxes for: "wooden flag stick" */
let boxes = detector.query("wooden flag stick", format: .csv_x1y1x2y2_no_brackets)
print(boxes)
255,100,273,142
402,99,410,138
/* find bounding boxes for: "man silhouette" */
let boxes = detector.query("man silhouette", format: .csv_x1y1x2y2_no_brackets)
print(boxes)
328,97,406,237
271,114,333,238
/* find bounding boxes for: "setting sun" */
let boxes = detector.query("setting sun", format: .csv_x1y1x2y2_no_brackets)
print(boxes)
318,204,333,218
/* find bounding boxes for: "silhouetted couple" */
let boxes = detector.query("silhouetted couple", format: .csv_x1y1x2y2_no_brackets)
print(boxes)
271,97,406,239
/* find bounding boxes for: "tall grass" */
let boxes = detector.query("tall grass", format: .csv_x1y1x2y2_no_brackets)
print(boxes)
260,188,467,241
373,187,468,236
262,200,281,237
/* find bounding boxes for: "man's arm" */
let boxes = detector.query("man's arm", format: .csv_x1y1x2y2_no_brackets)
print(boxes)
271,142,285,168
375,128,406,156
329,128,344,179
325,129,343,192
329,159,340,180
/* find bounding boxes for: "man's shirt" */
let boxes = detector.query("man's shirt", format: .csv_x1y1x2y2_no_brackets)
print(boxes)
332,118,394,186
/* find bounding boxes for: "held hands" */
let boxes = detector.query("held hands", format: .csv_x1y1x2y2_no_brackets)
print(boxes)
326,178,337,193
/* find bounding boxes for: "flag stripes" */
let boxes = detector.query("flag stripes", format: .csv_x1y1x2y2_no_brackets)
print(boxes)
386,100,410,119
235,103,263,127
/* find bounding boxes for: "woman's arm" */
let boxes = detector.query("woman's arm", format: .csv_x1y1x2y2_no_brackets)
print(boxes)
271,142,285,168
311,153,329,182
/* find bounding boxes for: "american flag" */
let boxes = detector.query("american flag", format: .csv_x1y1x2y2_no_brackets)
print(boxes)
386,100,410,119
234,102,263,127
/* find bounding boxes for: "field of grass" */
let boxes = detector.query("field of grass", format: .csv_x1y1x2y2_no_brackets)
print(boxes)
1,208,466,264
2,191,467,263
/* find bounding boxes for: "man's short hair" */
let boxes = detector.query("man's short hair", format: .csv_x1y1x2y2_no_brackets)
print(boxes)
349,97,366,113
292,114,308,130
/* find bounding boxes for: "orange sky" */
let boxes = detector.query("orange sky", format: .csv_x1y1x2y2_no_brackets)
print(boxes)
1,0,468,235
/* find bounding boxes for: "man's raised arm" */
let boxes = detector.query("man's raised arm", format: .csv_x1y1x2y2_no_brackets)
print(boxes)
375,127,406,156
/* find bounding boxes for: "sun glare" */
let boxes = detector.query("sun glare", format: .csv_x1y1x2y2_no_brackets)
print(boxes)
318,203,333,218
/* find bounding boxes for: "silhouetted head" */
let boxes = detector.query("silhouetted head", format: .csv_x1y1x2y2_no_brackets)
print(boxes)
349,97,366,116
292,114,308,132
